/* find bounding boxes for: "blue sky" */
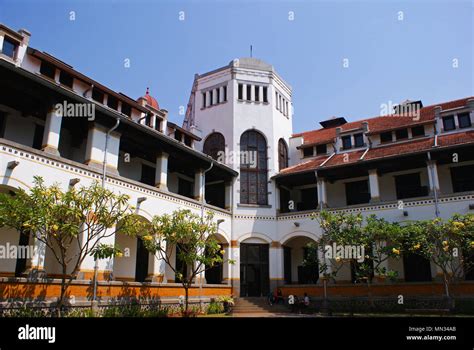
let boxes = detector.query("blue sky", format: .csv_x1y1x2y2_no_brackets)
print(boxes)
1,0,472,133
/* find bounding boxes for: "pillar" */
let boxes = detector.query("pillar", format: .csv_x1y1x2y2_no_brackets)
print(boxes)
317,177,328,208
222,243,230,284
224,181,232,210
194,168,204,201
155,152,169,191
368,169,380,203
270,241,284,292
229,240,240,296
41,106,63,156
427,160,440,195
147,241,166,283
25,235,46,280
84,124,120,175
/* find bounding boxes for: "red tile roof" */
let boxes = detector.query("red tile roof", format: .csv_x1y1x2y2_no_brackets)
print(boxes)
293,97,473,147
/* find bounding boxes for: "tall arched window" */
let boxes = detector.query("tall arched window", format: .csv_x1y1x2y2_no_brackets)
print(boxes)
278,138,288,170
240,130,267,205
203,132,225,161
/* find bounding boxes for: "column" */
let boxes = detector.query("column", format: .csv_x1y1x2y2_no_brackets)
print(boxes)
317,177,328,208
84,124,121,175
77,225,115,281
427,160,440,195
194,168,204,201
224,181,232,210
275,185,281,213
41,106,63,156
270,241,284,292
147,241,166,282
222,243,230,284
229,240,240,296
194,246,206,285
368,169,381,203
243,84,247,101
155,152,169,191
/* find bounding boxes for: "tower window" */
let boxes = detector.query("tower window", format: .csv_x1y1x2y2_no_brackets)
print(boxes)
246,85,251,101
254,85,260,102
202,92,206,108
216,88,220,104
263,87,268,103
238,84,243,100
203,132,225,161
278,139,288,170
209,90,214,106
223,85,227,102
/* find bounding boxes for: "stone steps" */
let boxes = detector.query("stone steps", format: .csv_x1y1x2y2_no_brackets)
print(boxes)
232,297,290,314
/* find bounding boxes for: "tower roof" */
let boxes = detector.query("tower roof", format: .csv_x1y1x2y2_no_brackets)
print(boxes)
141,87,159,110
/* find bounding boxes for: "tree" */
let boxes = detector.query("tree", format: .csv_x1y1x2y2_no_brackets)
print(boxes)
131,209,234,316
402,214,474,307
0,176,137,316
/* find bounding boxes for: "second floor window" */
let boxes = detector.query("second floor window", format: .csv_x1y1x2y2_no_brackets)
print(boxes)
458,113,472,129
240,130,267,205
342,135,352,150
395,173,428,199
345,180,370,205
451,165,474,193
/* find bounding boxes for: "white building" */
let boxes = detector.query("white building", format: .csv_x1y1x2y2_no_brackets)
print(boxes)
0,23,473,300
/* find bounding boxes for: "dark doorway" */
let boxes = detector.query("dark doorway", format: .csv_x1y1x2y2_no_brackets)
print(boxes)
205,182,225,209
298,246,319,284
240,243,269,297
403,253,432,282
135,237,149,282
175,244,188,283
15,230,30,277
283,246,292,284
463,250,474,281
205,244,223,284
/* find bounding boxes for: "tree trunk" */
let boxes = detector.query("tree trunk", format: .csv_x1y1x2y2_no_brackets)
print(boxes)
184,286,189,317
56,264,68,317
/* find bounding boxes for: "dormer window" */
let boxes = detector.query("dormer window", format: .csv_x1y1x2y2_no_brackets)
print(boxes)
107,95,118,110
92,87,104,103
458,113,472,129
411,125,425,137
380,131,393,143
303,147,314,158
59,70,73,88
121,103,131,117
316,144,327,155
39,61,56,79
442,115,455,131
395,128,408,140
1,37,18,59
354,133,364,147
342,135,352,150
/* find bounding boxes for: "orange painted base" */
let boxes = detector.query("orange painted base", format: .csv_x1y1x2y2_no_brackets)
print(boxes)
0,281,232,300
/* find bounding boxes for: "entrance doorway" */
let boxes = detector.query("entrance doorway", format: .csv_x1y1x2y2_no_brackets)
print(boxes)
240,243,269,297
135,237,149,282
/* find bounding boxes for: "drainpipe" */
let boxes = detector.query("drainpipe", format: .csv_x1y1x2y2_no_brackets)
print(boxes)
199,161,214,305
93,117,120,305
427,151,440,217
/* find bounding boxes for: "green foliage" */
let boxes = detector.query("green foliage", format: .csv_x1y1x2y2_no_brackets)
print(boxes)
207,301,224,314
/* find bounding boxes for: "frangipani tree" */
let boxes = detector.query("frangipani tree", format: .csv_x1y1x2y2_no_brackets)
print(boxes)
129,209,234,316
0,176,137,316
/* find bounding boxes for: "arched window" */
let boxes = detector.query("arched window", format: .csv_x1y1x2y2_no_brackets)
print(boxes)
278,138,288,170
240,130,267,205
203,132,225,161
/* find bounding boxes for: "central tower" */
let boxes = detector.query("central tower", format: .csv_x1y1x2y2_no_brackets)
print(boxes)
184,57,293,217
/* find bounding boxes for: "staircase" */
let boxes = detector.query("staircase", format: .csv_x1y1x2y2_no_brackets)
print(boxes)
232,297,290,314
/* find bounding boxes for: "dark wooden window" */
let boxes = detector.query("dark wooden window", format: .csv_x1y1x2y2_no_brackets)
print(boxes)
40,61,56,79
32,124,44,150
59,70,73,88
380,131,393,143
316,144,327,155
107,95,118,110
278,138,288,170
298,187,318,211
140,164,155,186
395,173,428,199
254,85,260,102
342,135,352,150
354,133,364,147
2,37,17,58
303,147,313,158
345,180,370,205
451,165,474,193
263,86,268,103
92,87,104,103
240,130,267,205
238,84,243,100
442,115,455,131
246,85,252,101
458,113,472,129
223,85,227,102
395,128,408,140
411,125,425,137
203,132,225,160
121,103,131,117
